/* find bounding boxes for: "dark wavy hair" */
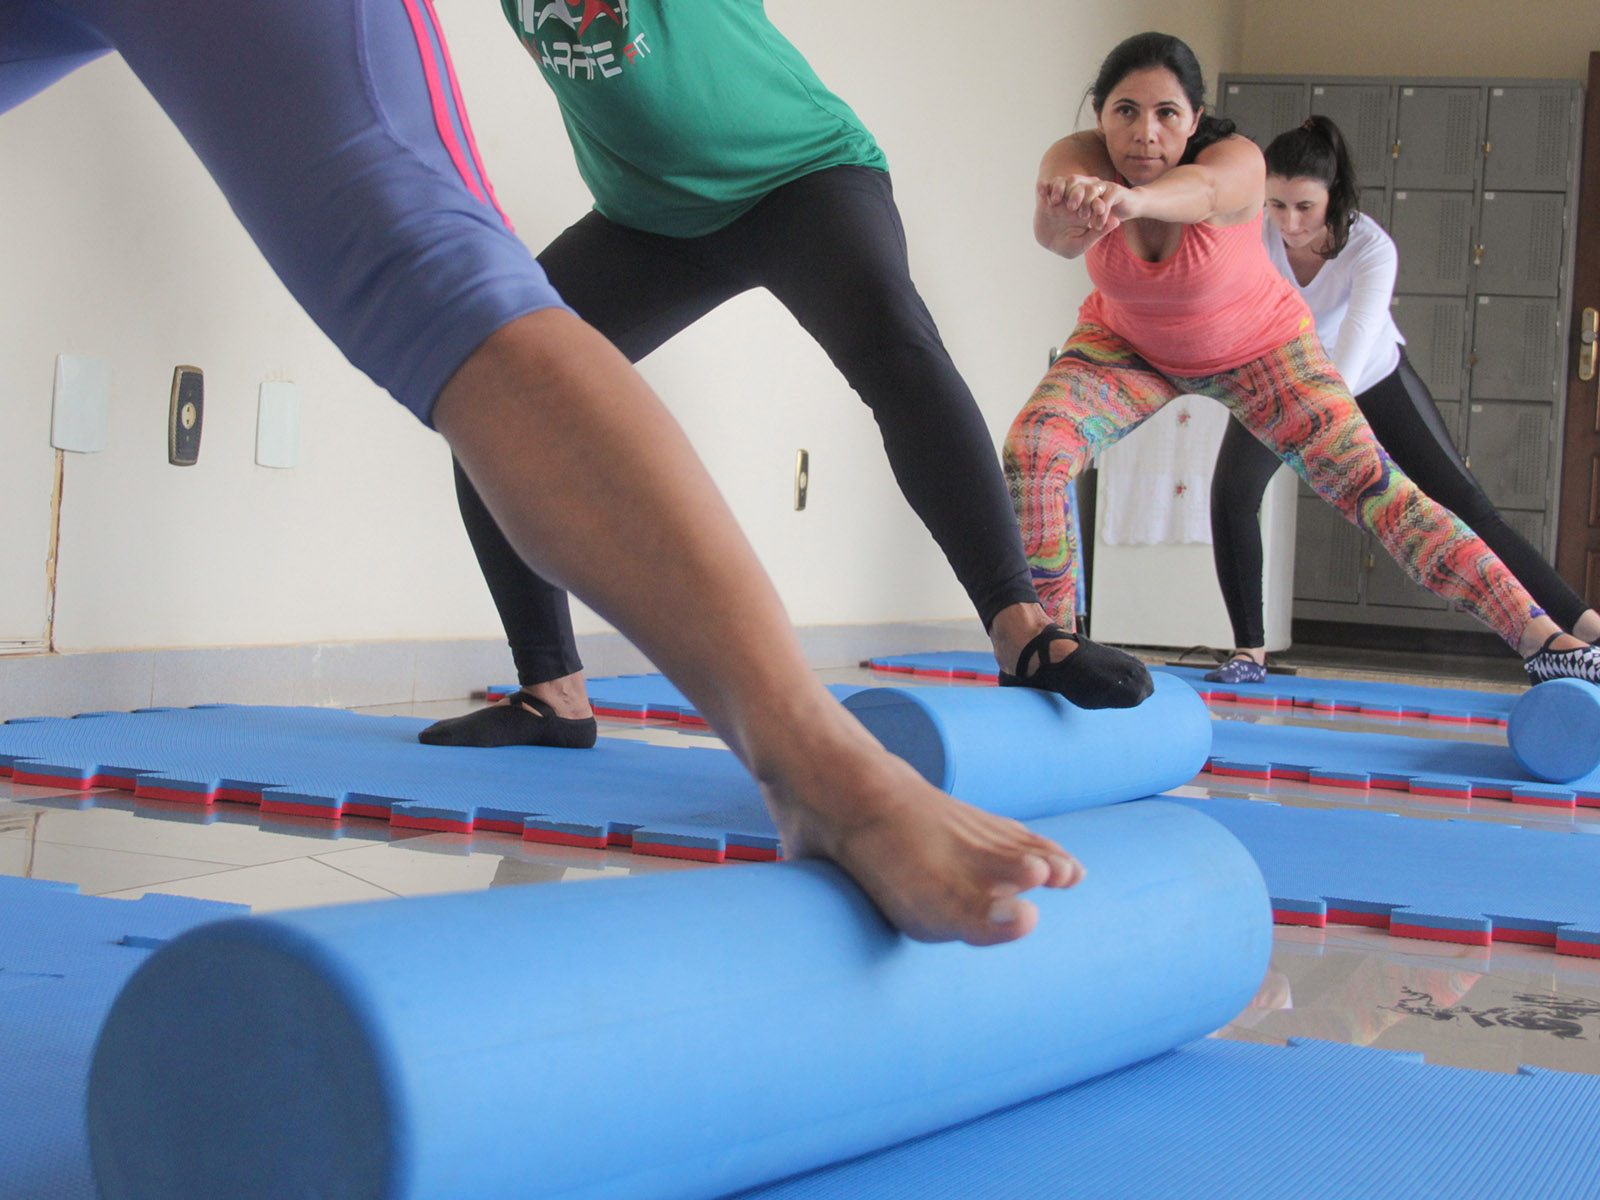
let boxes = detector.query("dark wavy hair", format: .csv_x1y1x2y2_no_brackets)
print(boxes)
1088,32,1236,166
1263,115,1361,259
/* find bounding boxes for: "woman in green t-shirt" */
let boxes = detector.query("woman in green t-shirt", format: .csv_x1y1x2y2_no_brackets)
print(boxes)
425,0,1152,750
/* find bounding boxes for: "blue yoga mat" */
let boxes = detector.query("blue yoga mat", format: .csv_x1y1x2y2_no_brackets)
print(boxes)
0,876,244,1200
0,680,1207,863
88,801,1271,1200
1207,718,1600,809
1176,795,1600,956
864,650,1519,725
11,861,1600,1199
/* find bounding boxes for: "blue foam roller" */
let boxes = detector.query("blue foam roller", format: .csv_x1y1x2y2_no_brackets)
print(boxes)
843,672,1210,816
88,800,1269,1200
1508,679,1600,784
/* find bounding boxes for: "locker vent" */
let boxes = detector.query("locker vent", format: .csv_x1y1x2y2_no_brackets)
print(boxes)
1273,93,1303,135
1436,199,1469,284
1430,303,1463,391
1503,508,1546,550
1526,198,1563,282
1534,93,1569,177
1357,93,1388,166
1444,93,1477,176
1510,411,1547,496
1518,302,1557,388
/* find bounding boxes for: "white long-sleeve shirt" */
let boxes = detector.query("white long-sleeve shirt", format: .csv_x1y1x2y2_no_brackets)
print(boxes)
1263,212,1404,396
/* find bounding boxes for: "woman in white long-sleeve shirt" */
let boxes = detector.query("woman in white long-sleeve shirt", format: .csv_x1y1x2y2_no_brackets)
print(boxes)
1204,115,1599,684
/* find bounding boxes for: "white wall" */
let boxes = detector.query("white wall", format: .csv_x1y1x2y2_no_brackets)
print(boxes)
0,2,1242,654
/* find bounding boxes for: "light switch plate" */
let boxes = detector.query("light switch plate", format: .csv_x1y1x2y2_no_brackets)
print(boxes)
255,381,302,469
51,354,111,453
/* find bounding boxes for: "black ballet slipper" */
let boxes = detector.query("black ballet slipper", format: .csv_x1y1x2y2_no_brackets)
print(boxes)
418,693,598,749
998,625,1154,710
1523,632,1600,686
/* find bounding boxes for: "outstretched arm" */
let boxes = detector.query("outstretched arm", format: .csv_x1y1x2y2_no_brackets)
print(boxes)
1097,135,1265,228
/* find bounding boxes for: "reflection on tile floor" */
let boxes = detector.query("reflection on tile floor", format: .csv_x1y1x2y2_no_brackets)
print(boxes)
4,659,1598,1077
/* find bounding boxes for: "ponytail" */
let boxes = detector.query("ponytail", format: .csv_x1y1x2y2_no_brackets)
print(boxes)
1181,112,1238,165
1263,114,1360,258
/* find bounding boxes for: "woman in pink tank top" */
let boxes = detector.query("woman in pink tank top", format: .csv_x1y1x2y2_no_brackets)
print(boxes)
1003,31,1599,685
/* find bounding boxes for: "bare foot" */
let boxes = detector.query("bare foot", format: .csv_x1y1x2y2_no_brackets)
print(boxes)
755,711,1083,946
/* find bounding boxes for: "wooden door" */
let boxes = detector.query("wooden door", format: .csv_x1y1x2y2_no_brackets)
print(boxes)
1555,53,1600,600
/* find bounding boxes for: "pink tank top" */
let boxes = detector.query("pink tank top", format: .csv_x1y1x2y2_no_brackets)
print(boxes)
1078,213,1312,376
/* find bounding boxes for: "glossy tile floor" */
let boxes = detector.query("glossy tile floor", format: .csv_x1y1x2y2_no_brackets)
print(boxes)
4,656,1599,1081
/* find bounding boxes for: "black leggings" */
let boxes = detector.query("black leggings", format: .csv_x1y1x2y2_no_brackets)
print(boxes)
1210,352,1587,648
456,165,1038,684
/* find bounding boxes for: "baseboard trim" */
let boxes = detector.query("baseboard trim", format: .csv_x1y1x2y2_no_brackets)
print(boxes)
0,620,987,721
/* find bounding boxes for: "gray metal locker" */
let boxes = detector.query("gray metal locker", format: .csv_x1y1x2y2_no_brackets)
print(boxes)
1364,544,1449,610
1390,191,1473,295
1309,84,1392,185
1484,87,1575,192
1213,72,1580,640
1501,508,1547,554
1394,87,1480,189
1359,187,1389,229
1293,496,1364,604
1475,192,1566,296
1220,82,1306,146
1434,401,1463,445
1469,296,1561,402
1465,401,1551,510
1391,295,1467,400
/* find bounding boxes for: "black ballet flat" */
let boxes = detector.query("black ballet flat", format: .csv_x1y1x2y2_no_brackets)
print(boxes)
418,692,598,749
998,625,1154,710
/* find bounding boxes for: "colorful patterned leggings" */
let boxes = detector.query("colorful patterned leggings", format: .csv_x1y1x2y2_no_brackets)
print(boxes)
1002,324,1543,647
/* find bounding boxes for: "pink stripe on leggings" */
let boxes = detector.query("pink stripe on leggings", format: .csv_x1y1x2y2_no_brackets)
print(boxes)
420,0,514,229
399,0,490,212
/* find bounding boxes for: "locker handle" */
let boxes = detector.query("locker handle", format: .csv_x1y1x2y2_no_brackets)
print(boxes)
1482,140,1492,155
1472,244,1484,268
1580,307,1598,383
1390,141,1402,159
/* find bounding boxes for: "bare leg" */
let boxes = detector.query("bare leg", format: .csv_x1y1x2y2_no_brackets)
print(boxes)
518,673,592,720
1574,610,1600,645
1517,616,1584,658
433,311,1082,944
990,602,1076,671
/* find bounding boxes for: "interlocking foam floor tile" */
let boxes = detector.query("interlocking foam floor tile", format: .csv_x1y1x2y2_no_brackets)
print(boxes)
866,650,1517,725
0,707,783,863
1175,795,1600,957
0,878,242,1200
20,883,1600,1199
0,874,246,975
1206,719,1598,809
740,1037,1600,1199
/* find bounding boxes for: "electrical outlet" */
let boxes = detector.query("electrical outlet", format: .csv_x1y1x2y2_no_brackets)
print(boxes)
794,448,809,511
168,366,203,466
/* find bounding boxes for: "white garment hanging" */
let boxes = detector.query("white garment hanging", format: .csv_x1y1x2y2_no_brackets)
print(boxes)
1097,396,1231,546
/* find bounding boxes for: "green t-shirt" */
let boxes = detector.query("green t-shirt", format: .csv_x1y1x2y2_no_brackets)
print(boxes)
499,0,888,237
